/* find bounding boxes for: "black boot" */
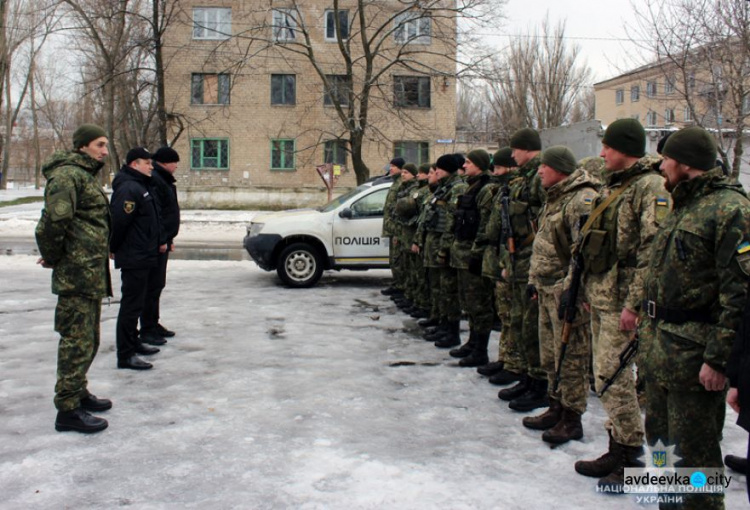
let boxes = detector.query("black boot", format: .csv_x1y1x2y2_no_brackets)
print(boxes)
459,331,490,367
477,360,504,376
424,320,449,341
80,394,112,412
596,443,645,493
522,398,562,430
489,369,523,386
55,408,108,433
410,308,429,319
542,406,584,444
725,455,748,474
575,433,620,478
381,286,400,296
449,331,475,358
434,321,461,348
509,378,549,412
418,317,439,328
498,375,530,401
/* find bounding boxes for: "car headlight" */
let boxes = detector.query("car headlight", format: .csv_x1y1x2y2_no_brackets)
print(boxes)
248,222,264,237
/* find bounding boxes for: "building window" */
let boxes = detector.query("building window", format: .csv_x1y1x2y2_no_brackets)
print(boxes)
272,9,297,42
664,108,675,124
193,8,231,40
646,110,658,127
665,75,675,95
688,72,696,90
684,107,693,122
615,89,624,105
324,140,348,166
646,81,657,98
394,76,431,108
271,74,296,105
325,9,349,41
191,139,229,170
394,12,431,44
631,85,640,102
191,74,230,105
271,139,295,170
394,141,429,165
743,95,750,115
324,75,351,107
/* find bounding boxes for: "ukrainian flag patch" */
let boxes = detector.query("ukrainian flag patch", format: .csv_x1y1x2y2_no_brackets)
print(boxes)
584,197,593,205
738,242,750,254
656,197,669,206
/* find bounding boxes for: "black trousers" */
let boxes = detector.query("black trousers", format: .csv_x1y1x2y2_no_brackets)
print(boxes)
141,251,168,334
116,268,150,360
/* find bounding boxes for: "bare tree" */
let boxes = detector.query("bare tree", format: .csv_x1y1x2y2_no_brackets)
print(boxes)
633,0,750,180
484,17,592,143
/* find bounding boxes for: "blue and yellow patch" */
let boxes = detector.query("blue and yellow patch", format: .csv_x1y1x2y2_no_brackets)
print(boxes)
656,197,669,207
584,197,593,205
738,242,750,255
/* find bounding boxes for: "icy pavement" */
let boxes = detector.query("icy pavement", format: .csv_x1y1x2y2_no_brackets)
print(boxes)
0,255,748,509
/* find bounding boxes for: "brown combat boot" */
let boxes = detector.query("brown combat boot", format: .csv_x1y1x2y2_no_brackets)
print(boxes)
542,406,583,444
575,432,620,478
596,443,645,493
522,398,562,430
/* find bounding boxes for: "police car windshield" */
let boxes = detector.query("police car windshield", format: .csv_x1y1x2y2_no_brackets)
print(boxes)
318,184,372,212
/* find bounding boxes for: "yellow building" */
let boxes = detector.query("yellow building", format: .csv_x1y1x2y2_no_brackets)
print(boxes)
162,1,457,202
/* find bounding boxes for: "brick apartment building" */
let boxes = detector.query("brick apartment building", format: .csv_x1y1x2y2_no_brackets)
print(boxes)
162,1,458,203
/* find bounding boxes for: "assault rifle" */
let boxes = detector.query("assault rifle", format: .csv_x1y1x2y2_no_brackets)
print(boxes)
597,331,639,398
553,214,588,393
499,186,515,265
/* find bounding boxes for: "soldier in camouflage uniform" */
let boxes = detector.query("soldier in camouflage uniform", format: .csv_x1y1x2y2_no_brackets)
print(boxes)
572,118,671,491
406,164,432,317
417,155,468,347
479,148,524,385
393,163,420,314
414,165,442,329
522,146,598,444
35,124,113,434
381,157,405,297
448,149,496,366
496,128,548,412
641,127,750,509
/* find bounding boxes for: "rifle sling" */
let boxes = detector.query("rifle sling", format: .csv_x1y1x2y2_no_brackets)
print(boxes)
580,175,641,236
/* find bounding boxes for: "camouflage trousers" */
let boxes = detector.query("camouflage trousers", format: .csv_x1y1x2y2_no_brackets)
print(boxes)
494,280,523,368
590,306,644,447
404,251,429,309
509,280,543,379
438,266,461,321
537,285,590,415
427,267,441,320
389,239,406,290
457,269,494,334
644,381,726,510
54,295,101,412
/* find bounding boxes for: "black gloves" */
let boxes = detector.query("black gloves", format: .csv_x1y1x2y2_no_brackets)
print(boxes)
558,289,575,321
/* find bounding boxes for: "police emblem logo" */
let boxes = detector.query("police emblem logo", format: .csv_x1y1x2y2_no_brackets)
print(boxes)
652,450,667,468
123,201,136,214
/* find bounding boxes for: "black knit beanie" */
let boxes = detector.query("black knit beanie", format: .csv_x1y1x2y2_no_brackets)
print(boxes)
602,118,646,157
436,154,459,173
510,128,541,151
466,149,491,171
541,146,577,175
662,127,717,171
492,147,517,168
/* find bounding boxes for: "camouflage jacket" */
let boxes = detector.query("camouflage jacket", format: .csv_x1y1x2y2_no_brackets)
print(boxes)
35,150,112,298
394,179,420,248
499,154,546,282
642,168,750,388
579,160,670,311
451,172,493,269
438,172,469,255
381,174,402,237
484,171,519,280
529,168,598,288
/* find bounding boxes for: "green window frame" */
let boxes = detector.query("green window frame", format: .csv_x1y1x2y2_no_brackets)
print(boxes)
271,139,295,170
324,140,347,166
394,141,429,166
191,138,229,170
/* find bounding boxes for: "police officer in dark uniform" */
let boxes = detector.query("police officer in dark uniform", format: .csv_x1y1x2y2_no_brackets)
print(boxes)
140,147,181,344
111,147,164,370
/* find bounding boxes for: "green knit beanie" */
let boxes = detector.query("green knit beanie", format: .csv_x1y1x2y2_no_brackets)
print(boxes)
402,163,418,176
492,147,517,167
72,124,107,149
418,163,431,175
662,127,717,171
510,128,542,151
601,119,646,157
466,149,491,171
541,146,577,175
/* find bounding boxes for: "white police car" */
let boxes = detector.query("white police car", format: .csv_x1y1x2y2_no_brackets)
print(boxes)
243,179,393,287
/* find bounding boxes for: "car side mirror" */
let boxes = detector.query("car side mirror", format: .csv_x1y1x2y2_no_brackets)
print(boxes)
339,208,353,219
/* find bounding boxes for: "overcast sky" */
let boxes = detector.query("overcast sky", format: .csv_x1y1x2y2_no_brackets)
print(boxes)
499,0,652,82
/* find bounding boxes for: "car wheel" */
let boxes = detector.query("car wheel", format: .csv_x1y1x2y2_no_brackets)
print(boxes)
276,242,324,288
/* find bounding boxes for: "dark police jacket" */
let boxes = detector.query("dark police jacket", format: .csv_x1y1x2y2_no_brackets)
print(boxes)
151,162,180,247
110,165,160,270
728,284,750,432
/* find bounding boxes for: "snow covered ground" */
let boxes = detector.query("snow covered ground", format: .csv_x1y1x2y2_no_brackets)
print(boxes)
1,189,748,509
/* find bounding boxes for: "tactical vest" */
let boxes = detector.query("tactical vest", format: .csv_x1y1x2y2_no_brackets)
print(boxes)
545,184,596,267
508,174,543,241
454,174,490,241
579,168,657,274
424,178,459,233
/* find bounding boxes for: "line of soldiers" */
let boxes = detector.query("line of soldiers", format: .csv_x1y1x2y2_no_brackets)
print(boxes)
380,121,750,508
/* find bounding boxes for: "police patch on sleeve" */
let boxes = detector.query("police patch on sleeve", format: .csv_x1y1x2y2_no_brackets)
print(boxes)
123,201,136,214
737,251,750,277
654,195,670,222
